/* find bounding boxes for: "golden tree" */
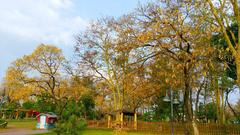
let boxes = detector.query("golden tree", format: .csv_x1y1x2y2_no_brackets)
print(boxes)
5,44,68,116
206,0,240,85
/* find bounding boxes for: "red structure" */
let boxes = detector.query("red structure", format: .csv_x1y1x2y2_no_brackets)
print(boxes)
36,112,57,129
28,110,39,117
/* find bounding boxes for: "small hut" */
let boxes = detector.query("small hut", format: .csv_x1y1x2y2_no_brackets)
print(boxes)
107,109,138,130
36,112,57,129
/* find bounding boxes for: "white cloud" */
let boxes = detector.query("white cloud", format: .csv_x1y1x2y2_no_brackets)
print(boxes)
0,0,88,46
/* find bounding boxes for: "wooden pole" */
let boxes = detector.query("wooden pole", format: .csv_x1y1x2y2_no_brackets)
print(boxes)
16,110,19,119
108,115,111,128
2,112,5,119
121,113,123,128
134,113,137,130
26,111,29,119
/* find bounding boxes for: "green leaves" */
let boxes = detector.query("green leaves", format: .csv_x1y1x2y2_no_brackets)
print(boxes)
54,100,87,135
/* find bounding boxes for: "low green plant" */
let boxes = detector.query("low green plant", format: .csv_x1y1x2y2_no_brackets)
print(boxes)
54,100,86,135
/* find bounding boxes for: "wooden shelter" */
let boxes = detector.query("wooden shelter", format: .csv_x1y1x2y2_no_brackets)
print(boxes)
107,109,138,130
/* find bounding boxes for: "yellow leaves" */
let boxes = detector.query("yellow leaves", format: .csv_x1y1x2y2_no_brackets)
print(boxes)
3,44,68,103
226,47,230,52
5,84,34,102
137,32,152,42
165,78,169,84
176,64,183,69
34,44,62,54
223,62,229,70
14,58,25,67
123,28,134,34
210,62,215,69
171,74,176,79
203,71,207,77
5,63,35,101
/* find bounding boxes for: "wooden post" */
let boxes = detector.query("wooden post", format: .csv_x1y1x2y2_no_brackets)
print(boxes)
107,115,111,128
16,110,19,119
134,113,137,130
120,113,124,128
26,111,29,119
2,112,5,119
0,110,2,119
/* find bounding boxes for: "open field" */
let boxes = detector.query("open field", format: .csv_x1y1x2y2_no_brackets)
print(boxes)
34,129,156,135
0,120,48,135
0,119,37,132
0,120,238,135
7,119,37,129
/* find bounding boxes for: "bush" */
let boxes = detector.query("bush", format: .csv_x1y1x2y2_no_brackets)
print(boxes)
54,100,86,135
34,96,56,113
54,117,86,135
22,101,35,109
0,119,6,124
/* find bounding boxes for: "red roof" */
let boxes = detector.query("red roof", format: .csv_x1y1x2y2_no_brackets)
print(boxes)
37,112,57,118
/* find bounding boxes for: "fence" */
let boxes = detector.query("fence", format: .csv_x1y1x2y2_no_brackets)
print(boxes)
87,120,240,135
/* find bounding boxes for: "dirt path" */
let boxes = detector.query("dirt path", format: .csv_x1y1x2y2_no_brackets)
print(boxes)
0,128,49,135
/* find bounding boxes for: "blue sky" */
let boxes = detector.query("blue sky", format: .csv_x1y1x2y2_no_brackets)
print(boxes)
0,0,149,81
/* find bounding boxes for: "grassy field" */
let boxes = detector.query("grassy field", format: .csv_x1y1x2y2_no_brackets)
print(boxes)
0,119,38,133
0,120,238,135
0,120,155,135
0,119,37,132
7,119,37,129
34,129,112,135
34,129,156,135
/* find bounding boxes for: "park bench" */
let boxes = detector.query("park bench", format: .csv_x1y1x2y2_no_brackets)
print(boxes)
0,121,8,128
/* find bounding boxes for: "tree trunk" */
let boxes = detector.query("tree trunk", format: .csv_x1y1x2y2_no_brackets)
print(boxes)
190,89,193,117
213,76,224,124
183,66,193,121
183,65,200,135
195,88,201,113
226,90,239,118
236,55,240,85
221,88,225,124
204,82,207,122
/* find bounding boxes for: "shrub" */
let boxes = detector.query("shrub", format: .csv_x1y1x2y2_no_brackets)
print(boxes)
54,100,86,135
54,117,86,135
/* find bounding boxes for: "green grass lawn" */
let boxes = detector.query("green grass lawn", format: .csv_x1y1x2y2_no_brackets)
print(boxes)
34,129,156,135
0,119,37,133
7,119,37,129
0,120,155,135
34,130,113,135
0,120,163,135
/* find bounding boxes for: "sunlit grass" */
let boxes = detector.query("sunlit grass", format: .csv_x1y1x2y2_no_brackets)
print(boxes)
6,119,37,129
0,119,37,133
34,129,157,135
